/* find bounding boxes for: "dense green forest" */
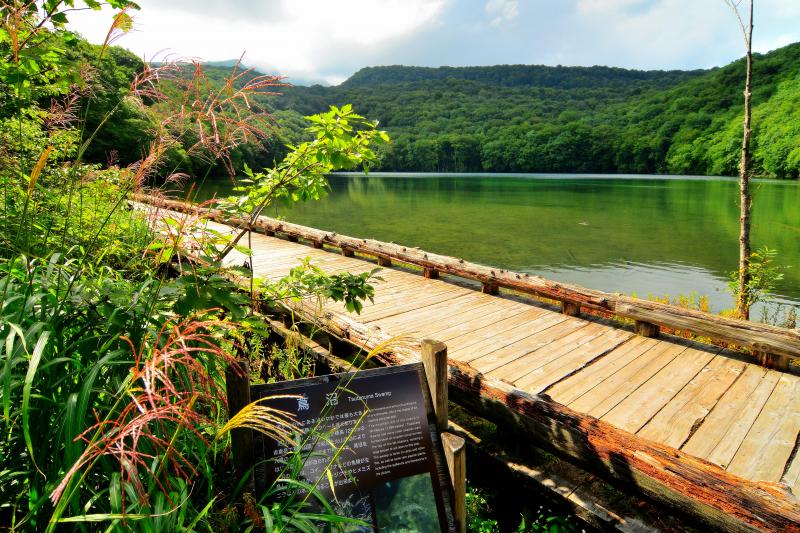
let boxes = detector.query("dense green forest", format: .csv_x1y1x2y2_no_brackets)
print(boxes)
58,34,800,178
271,45,800,177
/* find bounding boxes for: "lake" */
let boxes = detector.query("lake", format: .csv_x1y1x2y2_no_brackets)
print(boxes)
189,173,800,320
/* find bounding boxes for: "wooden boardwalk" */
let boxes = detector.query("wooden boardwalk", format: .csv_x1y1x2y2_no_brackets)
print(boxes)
138,196,800,529
215,222,800,498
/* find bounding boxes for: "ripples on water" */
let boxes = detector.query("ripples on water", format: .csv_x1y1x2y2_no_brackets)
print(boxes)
190,173,800,321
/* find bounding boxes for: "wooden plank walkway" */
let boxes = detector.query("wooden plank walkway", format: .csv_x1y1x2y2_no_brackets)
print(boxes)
204,220,800,499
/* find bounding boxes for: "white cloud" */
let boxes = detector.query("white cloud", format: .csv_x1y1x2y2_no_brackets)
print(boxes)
68,0,449,83
65,0,800,82
485,0,519,27
561,0,800,69
575,0,646,15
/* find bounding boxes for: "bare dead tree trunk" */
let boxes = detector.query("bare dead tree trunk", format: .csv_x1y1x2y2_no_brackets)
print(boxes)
725,0,754,320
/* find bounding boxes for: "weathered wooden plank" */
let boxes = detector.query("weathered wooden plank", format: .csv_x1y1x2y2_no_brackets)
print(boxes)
512,328,633,392
253,257,363,278
727,373,800,482
354,272,442,293
324,277,458,313
470,319,592,375
570,341,688,418
353,286,472,322
248,236,312,252
363,286,482,323
487,322,609,382
601,344,719,434
448,311,566,361
370,292,494,333
637,354,748,449
247,243,309,259
544,336,656,405
249,253,311,271
426,301,538,342
251,253,369,276
681,366,781,468
374,292,501,329
356,283,476,316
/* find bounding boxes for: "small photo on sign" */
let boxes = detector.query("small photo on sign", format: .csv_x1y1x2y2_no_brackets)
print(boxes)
374,472,441,532
331,491,373,532
250,363,455,532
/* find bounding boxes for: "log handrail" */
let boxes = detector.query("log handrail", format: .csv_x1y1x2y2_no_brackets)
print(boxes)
134,194,800,370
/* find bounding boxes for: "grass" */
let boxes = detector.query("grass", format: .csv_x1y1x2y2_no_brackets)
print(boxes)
0,3,388,530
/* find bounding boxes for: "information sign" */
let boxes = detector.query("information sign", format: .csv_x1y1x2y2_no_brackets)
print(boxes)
251,363,455,532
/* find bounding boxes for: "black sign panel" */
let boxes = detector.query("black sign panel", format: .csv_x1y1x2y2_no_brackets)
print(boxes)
251,363,455,532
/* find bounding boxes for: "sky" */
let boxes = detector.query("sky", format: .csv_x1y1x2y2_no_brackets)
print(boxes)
68,0,800,85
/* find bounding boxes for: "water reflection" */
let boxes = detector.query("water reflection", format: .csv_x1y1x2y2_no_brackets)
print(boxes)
190,173,800,317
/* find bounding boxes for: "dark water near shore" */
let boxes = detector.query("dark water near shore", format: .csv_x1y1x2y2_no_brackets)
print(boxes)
189,173,800,319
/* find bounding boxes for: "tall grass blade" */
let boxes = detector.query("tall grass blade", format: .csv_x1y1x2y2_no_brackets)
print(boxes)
184,497,216,531
57,513,152,523
22,329,50,472
2,322,26,422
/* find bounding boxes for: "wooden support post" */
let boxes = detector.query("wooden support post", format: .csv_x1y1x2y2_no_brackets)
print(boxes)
424,268,439,279
341,247,354,257
635,320,660,338
756,351,790,372
377,256,392,267
482,282,499,295
421,339,465,532
421,339,448,431
442,432,466,533
312,240,324,249
265,230,275,237
561,301,581,317
225,360,254,491
287,235,299,243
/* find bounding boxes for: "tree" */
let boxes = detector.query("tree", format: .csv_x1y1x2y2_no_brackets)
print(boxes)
724,0,754,320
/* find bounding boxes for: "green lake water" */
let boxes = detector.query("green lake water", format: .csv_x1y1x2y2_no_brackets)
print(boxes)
190,173,800,318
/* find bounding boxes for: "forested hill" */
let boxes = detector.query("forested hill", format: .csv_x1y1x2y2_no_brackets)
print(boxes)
340,64,705,89
266,43,800,178
64,38,800,179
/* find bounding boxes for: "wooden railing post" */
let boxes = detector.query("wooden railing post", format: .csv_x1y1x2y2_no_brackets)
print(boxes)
421,339,466,533
482,282,499,295
561,301,581,317
442,433,466,533
377,256,392,267
312,240,324,249
421,340,448,430
635,320,659,338
341,247,354,257
226,360,254,491
287,235,299,243
424,268,440,279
